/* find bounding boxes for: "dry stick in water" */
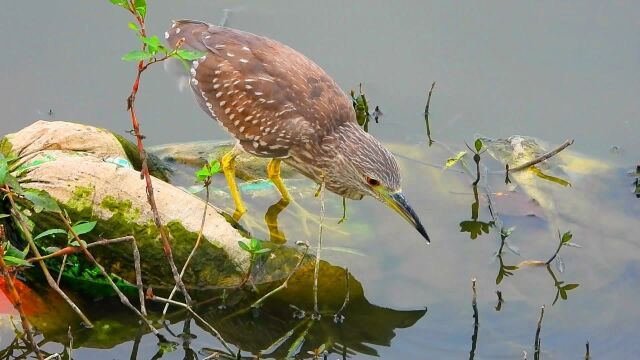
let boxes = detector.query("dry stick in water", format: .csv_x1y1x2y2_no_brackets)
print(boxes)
124,2,192,306
3,186,93,327
0,230,44,360
58,214,164,341
509,139,574,173
149,295,234,355
469,278,479,360
424,81,436,145
584,341,590,359
334,269,350,321
163,185,210,316
313,182,326,315
534,305,545,360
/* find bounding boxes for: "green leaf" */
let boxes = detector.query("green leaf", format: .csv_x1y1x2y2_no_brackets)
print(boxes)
134,0,146,18
0,214,9,219
140,35,161,53
70,239,88,247
71,221,97,236
127,22,139,32
0,155,8,185
22,189,61,213
121,50,154,62
474,139,483,152
249,238,260,250
445,151,467,169
34,228,67,241
563,242,582,248
3,243,26,259
195,167,210,182
237,241,251,252
175,49,206,61
561,231,573,244
109,0,127,7
253,248,272,254
208,160,221,175
3,174,22,193
3,256,32,267
559,289,567,300
562,283,579,291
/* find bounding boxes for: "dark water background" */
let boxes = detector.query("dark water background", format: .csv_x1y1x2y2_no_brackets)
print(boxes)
1,1,639,359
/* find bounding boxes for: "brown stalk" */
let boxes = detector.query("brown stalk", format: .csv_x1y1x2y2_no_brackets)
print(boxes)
123,1,192,306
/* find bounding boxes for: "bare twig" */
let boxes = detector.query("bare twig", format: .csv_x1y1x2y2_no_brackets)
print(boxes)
534,305,545,360
0,232,44,360
163,185,210,316
509,139,574,172
424,81,436,145
58,213,163,341
149,294,234,355
584,341,590,359
28,236,135,262
469,278,478,360
4,185,93,327
251,243,310,308
333,269,350,322
313,182,326,315
66,326,73,360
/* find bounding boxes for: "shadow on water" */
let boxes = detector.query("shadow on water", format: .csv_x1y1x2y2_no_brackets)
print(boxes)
0,260,426,359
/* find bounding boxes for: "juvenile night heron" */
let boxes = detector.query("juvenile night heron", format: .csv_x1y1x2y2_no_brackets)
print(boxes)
166,20,430,242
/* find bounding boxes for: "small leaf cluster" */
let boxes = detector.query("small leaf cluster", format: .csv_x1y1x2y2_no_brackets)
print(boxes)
2,242,30,268
238,238,271,258
195,160,221,184
109,0,205,64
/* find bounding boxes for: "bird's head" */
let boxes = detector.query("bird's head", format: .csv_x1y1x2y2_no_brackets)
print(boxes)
321,123,430,242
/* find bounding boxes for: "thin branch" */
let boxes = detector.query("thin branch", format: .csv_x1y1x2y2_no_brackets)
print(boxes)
0,234,43,360
149,295,234,355
4,185,93,327
163,185,210,316
509,139,574,172
58,213,163,341
251,243,310,308
584,341,590,359
469,278,478,360
534,305,545,360
333,268,350,322
424,81,436,145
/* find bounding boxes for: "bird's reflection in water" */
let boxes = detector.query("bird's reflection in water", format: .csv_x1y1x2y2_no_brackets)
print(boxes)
6,261,426,359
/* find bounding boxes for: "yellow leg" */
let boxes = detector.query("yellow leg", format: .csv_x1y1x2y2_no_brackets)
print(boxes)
267,159,291,204
221,151,246,219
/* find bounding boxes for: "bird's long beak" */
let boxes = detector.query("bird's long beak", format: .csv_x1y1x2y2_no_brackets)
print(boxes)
380,191,430,243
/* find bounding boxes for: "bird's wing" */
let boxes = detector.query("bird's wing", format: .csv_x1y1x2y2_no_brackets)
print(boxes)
166,20,355,158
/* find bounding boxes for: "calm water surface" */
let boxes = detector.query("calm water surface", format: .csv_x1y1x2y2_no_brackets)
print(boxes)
1,1,639,359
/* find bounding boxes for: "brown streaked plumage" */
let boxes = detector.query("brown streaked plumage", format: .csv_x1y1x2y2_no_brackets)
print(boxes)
166,20,430,242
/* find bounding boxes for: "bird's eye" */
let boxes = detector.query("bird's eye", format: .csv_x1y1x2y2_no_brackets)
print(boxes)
366,177,380,187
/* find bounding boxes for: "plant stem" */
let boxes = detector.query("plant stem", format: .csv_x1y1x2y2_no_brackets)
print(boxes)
251,244,309,308
424,81,436,146
163,185,210,316
58,214,163,340
124,1,192,306
469,278,478,360
4,185,93,327
534,305,545,360
149,295,234,355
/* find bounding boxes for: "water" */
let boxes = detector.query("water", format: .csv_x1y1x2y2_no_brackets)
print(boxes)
1,1,639,359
